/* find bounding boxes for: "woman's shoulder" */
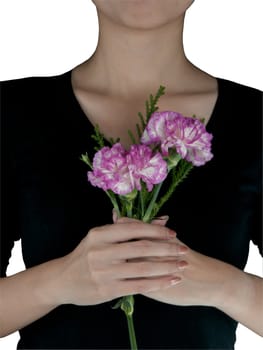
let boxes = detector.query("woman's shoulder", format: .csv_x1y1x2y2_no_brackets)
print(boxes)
217,78,263,108
0,70,70,96
217,76,261,99
215,77,262,130
210,77,262,165
0,71,71,121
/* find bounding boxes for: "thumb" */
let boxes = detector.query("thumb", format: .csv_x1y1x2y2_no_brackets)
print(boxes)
112,209,169,226
151,215,169,226
112,209,119,223
112,209,141,224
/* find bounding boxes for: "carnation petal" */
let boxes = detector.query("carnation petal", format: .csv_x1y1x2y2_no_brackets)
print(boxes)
127,144,167,192
142,111,213,166
87,143,134,194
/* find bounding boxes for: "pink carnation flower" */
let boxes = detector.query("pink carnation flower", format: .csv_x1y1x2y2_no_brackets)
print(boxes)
127,144,167,192
141,111,213,166
88,143,168,195
88,143,133,195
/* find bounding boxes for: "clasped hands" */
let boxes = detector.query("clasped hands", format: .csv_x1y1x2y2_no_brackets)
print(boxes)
112,214,240,309
58,212,242,312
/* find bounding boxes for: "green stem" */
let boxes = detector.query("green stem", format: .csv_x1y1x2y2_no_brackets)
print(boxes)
126,201,133,218
126,314,138,350
156,163,193,214
142,182,164,223
105,191,121,218
139,189,145,219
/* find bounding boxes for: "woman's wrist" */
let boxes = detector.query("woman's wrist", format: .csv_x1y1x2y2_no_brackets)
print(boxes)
32,256,70,308
212,264,250,311
212,266,263,335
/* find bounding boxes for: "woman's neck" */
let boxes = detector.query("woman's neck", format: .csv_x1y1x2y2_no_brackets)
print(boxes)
77,11,204,98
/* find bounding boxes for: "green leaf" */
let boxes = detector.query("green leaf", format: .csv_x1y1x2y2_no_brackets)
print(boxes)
109,137,120,145
136,123,142,139
91,124,105,151
112,298,123,310
153,160,193,217
136,85,166,139
138,112,146,129
128,130,137,145
79,153,92,168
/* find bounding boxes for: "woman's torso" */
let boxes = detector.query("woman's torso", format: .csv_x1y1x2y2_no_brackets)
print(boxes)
1,70,261,349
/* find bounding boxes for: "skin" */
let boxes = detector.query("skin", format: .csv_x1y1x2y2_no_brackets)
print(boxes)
115,217,263,336
0,0,262,339
72,0,218,147
0,222,186,336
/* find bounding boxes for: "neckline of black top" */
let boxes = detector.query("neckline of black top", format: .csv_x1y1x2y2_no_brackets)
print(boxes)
62,69,221,136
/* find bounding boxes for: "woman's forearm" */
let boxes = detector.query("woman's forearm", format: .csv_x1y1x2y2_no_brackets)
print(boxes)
0,222,186,338
0,257,66,337
215,269,263,336
140,241,263,336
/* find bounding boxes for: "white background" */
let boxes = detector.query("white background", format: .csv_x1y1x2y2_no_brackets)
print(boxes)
0,0,262,349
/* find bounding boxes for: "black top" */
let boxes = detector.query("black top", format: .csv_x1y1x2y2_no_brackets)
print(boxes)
0,70,262,350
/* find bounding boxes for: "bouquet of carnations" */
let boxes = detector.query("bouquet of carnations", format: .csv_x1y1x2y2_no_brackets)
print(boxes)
81,86,213,350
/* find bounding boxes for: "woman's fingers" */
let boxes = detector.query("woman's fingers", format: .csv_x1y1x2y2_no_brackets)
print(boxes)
112,210,169,227
106,259,188,279
97,239,188,262
112,209,119,223
151,215,169,226
98,276,182,300
115,275,182,297
88,222,176,244
63,218,186,306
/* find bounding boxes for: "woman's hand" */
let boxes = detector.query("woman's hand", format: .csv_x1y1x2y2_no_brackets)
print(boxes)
0,217,187,338
56,221,187,306
143,237,263,336
113,216,237,308
113,216,263,336
142,240,240,307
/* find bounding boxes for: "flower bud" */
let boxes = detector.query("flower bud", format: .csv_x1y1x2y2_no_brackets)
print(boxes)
121,295,135,317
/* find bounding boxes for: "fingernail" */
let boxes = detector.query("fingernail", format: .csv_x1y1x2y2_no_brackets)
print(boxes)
178,245,188,254
167,229,176,239
178,260,188,270
112,209,118,223
155,215,169,221
170,277,181,285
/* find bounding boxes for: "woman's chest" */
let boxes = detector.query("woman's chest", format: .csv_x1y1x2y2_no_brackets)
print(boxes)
13,88,256,272
71,87,217,148
15,118,254,271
